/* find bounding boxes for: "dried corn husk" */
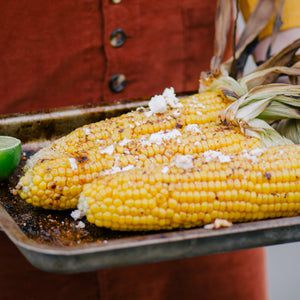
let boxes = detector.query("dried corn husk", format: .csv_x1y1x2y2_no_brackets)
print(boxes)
211,0,277,77
200,39,300,96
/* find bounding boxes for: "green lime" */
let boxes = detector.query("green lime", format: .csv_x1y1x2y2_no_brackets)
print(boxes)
0,136,22,181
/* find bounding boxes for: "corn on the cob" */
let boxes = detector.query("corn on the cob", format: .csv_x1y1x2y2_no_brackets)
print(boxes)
25,90,229,171
16,122,261,210
78,144,300,231
16,89,236,209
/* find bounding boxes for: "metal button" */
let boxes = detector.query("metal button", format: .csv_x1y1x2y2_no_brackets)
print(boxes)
109,74,126,93
110,29,126,48
110,0,122,3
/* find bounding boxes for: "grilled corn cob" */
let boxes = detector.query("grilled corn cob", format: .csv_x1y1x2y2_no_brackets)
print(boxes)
16,123,261,209
78,144,300,231
24,90,229,171
16,88,237,209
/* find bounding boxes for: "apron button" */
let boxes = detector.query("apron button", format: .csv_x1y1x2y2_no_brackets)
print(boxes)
109,74,126,92
110,29,126,48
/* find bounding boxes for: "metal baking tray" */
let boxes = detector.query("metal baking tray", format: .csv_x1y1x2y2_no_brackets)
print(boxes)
1,100,300,274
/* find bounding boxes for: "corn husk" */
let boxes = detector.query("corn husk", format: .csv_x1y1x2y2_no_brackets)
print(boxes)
219,84,300,146
200,39,300,96
211,0,277,77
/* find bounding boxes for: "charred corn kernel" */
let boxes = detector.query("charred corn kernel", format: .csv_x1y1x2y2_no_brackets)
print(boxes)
78,144,300,231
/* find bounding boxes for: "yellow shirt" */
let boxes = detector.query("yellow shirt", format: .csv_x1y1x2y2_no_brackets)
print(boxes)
240,0,300,39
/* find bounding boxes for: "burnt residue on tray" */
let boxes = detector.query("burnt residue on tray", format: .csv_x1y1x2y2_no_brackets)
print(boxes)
0,149,152,247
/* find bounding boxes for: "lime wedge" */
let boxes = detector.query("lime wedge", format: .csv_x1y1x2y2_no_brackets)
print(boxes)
0,136,22,180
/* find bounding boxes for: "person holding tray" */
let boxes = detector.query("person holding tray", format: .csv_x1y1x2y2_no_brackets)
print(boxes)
0,0,299,299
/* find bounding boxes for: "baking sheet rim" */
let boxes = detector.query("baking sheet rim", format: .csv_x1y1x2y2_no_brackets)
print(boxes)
2,200,300,256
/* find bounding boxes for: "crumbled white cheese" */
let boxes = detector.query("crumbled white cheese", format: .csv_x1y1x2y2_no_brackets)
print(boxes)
76,221,86,229
185,124,202,133
161,166,169,173
174,155,194,169
204,219,232,230
249,148,266,157
70,209,85,220
162,87,178,108
148,132,165,144
102,164,136,176
160,129,181,141
122,165,135,172
83,127,91,135
102,166,122,175
148,129,181,144
242,148,266,162
148,87,179,113
203,150,231,163
68,157,78,171
140,137,152,147
100,144,115,155
148,95,168,113
218,155,231,163
119,138,132,146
